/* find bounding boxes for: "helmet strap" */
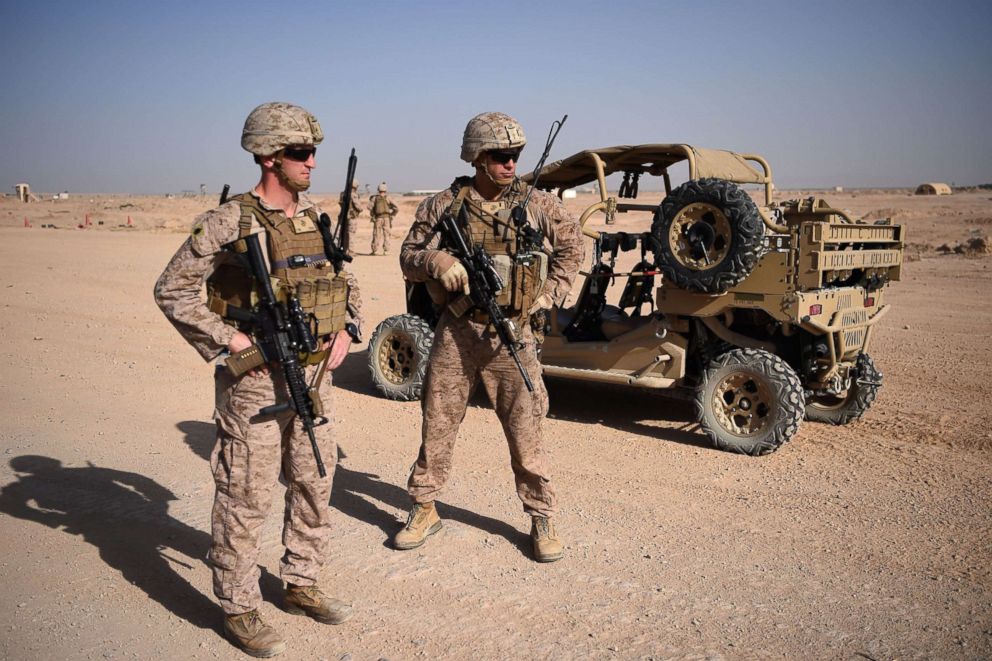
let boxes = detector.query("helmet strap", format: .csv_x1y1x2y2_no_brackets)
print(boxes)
474,159,513,191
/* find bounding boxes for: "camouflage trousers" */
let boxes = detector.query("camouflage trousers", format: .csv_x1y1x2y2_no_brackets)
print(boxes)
209,363,337,615
345,216,358,255
408,311,556,517
371,217,391,255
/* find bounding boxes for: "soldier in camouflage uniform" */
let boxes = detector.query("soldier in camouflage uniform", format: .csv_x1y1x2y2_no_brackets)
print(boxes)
339,179,364,256
394,112,583,562
154,102,362,657
369,181,398,256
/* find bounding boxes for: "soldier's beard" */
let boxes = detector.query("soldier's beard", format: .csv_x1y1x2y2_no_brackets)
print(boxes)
275,160,311,192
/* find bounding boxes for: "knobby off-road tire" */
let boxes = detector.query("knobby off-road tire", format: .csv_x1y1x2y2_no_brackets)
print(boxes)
652,178,765,293
368,314,434,401
695,348,804,456
805,353,882,425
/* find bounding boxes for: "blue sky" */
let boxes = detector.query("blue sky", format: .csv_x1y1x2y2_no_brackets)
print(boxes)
2,0,990,193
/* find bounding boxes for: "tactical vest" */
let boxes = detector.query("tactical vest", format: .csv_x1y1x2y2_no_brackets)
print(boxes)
372,194,392,217
206,193,349,338
448,179,548,319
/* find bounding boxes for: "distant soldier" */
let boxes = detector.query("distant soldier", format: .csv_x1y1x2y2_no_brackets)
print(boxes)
394,112,583,562
338,179,364,256
369,181,398,256
154,102,362,657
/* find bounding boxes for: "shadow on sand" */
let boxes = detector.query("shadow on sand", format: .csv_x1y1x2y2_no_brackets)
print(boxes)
181,420,531,555
545,377,712,450
340,346,711,452
0,455,218,630
174,366,710,564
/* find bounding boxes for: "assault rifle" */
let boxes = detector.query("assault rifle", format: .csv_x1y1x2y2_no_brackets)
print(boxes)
333,148,358,255
319,211,352,272
222,233,329,478
440,207,534,392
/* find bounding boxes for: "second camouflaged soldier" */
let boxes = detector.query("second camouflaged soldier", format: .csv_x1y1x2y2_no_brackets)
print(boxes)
394,112,583,562
369,181,398,256
339,179,364,256
154,102,362,657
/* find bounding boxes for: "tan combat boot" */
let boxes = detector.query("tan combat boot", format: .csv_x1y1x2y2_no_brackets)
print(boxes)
284,584,353,625
393,501,442,550
224,609,286,658
531,516,564,563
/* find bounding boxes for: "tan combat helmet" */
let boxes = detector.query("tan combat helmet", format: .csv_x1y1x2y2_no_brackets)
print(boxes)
241,102,324,156
352,180,360,189
460,112,526,163
378,182,388,193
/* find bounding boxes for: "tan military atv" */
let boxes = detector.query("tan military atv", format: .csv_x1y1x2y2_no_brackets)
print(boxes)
368,145,904,455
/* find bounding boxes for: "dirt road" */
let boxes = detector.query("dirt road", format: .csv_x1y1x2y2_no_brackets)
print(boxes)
1,190,989,659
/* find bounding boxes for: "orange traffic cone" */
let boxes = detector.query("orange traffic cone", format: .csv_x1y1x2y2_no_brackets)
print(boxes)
24,217,30,228
127,216,133,227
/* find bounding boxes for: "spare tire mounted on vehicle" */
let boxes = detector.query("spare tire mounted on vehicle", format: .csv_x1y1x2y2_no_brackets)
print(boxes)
652,178,765,293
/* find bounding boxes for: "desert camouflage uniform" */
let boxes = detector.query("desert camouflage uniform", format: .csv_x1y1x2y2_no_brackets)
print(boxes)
399,181,583,517
154,190,362,615
338,190,364,255
369,192,398,255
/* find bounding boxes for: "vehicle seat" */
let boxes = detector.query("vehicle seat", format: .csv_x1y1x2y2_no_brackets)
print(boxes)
599,305,640,340
555,306,575,331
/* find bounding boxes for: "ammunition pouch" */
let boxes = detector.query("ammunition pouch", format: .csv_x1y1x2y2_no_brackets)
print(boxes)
208,269,350,339
289,274,349,337
492,252,548,318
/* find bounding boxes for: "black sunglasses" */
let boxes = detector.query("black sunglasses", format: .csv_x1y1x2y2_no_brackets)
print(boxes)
283,146,316,162
487,150,521,164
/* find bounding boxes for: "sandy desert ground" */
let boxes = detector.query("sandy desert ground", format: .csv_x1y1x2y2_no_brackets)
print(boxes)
0,186,990,660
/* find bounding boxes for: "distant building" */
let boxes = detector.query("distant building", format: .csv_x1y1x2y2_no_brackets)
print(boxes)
14,183,34,202
915,182,952,195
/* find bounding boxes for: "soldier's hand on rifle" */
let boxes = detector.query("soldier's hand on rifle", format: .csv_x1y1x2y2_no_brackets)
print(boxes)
528,292,554,315
323,329,352,370
440,262,471,295
228,331,268,377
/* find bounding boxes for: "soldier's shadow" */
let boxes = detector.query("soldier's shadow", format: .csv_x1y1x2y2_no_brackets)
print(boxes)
179,422,531,556
0,455,218,630
331,461,531,555
544,378,712,450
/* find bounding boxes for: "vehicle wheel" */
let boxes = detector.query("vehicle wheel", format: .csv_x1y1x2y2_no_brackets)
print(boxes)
695,348,804,456
367,314,434,401
805,353,882,425
652,178,765,293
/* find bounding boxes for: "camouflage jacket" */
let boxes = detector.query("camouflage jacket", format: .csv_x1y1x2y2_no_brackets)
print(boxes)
399,178,584,308
154,190,363,362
